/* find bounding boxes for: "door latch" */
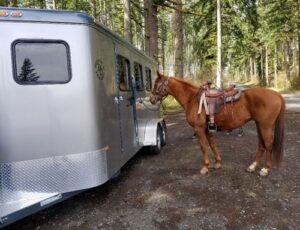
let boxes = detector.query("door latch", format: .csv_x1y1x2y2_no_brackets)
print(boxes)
114,95,124,104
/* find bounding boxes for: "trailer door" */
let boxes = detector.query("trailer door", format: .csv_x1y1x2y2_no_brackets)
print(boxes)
116,55,138,159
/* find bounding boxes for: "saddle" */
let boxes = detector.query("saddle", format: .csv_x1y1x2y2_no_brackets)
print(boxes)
198,82,243,115
206,86,241,112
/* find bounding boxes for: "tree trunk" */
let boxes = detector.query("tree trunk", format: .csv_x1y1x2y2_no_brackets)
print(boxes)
39,0,45,8
260,48,264,82
297,0,300,81
161,20,166,74
92,0,97,21
284,37,291,86
102,0,109,27
45,0,55,9
254,57,257,82
5,0,17,6
216,0,222,87
60,0,66,9
274,43,278,88
174,0,184,77
250,57,253,82
74,0,79,10
293,39,297,70
265,45,269,86
144,0,158,61
123,0,132,43
3,0,8,6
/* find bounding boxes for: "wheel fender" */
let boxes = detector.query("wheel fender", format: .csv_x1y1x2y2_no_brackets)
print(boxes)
143,118,164,146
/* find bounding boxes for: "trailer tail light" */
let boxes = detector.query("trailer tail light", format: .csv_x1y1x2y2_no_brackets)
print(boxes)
0,10,8,17
11,11,22,17
104,145,110,152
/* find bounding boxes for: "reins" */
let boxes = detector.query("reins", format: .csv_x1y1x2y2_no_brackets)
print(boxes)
153,77,169,95
151,77,169,102
152,77,203,106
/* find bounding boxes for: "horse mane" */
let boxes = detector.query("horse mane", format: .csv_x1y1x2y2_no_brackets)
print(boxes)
167,76,202,92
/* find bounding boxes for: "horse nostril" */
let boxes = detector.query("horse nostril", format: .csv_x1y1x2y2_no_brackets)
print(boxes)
149,95,156,104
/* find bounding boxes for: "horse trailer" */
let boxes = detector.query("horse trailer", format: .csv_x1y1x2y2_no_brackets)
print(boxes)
0,7,166,227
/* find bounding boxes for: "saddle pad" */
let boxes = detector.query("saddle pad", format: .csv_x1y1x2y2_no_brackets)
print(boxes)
224,88,242,103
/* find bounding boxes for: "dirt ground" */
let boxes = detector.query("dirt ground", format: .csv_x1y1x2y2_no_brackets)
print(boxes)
5,111,300,230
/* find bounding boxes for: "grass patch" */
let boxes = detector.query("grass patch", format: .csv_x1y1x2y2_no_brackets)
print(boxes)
160,96,183,115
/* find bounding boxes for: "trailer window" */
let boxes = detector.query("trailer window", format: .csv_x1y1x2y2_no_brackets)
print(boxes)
134,62,144,91
117,55,131,91
12,40,71,84
145,67,152,91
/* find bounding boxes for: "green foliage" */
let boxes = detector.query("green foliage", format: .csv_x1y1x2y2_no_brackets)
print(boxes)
161,95,183,115
3,0,299,89
192,0,259,80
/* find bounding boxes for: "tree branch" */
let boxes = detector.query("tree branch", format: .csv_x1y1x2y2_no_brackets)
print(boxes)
155,2,205,17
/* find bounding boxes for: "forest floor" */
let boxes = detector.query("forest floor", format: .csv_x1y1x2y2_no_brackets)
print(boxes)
5,110,300,230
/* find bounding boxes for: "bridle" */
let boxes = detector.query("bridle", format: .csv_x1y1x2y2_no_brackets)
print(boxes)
151,77,169,102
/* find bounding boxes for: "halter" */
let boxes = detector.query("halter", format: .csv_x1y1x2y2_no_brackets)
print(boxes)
151,77,169,101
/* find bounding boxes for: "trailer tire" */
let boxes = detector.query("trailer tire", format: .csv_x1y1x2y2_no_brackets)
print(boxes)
150,125,163,154
161,121,167,146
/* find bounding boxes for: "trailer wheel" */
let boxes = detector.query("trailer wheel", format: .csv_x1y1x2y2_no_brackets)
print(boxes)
161,121,167,146
150,125,162,154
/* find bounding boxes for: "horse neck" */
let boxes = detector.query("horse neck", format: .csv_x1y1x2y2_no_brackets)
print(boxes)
167,78,198,109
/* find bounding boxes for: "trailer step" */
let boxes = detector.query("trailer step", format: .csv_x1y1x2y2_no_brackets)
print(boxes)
0,191,59,228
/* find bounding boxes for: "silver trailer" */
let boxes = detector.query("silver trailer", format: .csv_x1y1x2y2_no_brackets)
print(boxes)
0,7,166,227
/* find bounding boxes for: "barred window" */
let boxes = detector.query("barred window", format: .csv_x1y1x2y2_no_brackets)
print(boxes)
117,55,131,91
145,67,152,91
134,62,144,91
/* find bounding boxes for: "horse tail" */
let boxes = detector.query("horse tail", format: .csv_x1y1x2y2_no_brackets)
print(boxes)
272,95,285,166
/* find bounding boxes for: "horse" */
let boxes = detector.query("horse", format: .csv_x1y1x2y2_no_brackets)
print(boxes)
150,72,285,176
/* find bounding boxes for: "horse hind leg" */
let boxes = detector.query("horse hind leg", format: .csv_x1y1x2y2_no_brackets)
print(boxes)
206,132,222,169
258,126,273,177
247,122,264,173
247,141,264,173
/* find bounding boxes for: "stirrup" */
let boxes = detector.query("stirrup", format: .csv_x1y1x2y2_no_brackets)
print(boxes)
208,122,217,133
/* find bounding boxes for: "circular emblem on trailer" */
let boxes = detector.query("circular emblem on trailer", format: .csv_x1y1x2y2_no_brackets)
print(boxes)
95,59,105,80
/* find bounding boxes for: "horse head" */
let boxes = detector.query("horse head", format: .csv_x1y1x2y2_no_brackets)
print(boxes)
149,71,169,104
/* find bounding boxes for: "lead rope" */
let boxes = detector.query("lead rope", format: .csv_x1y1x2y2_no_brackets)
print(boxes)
140,98,160,111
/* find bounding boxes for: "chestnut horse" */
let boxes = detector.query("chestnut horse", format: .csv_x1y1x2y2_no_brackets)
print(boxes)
150,72,285,176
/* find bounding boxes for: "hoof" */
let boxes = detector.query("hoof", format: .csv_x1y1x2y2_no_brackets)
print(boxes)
246,162,257,173
214,162,222,169
259,168,269,177
200,167,209,175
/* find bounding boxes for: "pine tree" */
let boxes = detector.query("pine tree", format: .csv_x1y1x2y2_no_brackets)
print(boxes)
123,0,132,43
174,0,184,77
18,58,40,82
144,0,159,61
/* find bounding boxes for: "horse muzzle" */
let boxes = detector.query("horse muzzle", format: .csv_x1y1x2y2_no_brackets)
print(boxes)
149,94,159,104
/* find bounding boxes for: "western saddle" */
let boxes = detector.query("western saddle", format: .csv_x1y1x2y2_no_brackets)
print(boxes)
199,81,242,132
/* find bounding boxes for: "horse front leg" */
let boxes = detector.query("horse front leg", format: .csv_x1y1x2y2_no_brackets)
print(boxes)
206,132,222,169
195,126,210,175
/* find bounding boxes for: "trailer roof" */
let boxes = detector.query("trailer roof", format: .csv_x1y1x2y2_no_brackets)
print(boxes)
0,7,94,24
0,7,157,65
